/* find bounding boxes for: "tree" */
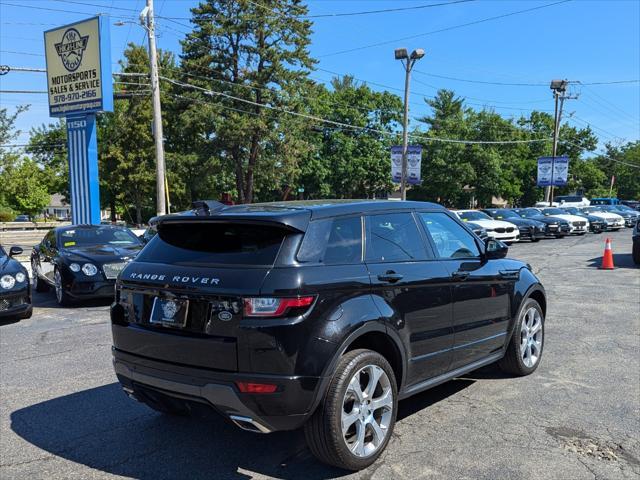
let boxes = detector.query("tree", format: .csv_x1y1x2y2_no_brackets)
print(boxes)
597,141,640,199
1,158,50,217
180,0,315,203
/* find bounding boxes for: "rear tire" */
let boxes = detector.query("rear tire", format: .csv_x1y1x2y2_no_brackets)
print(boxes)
498,298,544,376
304,349,397,471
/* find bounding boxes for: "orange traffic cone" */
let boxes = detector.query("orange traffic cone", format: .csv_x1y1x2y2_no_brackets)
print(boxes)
600,238,614,270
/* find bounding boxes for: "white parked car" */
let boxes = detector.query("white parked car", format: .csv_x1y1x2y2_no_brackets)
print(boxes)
539,207,589,234
453,210,520,243
554,195,590,207
578,206,625,230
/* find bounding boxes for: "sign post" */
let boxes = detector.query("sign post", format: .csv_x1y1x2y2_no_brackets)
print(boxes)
44,16,112,225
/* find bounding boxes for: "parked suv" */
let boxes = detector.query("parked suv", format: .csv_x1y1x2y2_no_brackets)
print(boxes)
110,200,547,470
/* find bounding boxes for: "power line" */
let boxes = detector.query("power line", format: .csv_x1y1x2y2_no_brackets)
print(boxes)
560,139,640,169
0,50,44,57
318,0,572,57
0,1,137,18
160,74,552,145
414,70,547,87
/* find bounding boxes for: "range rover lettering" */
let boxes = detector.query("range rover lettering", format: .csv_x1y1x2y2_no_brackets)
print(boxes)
110,200,547,471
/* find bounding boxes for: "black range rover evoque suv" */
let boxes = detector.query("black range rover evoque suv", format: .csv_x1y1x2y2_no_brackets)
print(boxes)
110,200,547,470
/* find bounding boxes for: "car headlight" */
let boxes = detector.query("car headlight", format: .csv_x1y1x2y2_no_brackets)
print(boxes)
0,274,15,289
69,263,81,272
82,263,98,276
15,272,26,283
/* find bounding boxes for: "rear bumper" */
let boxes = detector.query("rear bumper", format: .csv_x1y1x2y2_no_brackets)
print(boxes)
112,347,322,432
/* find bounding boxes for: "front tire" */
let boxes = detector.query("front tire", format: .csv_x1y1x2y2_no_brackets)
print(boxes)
304,349,397,471
54,268,73,306
32,261,49,293
498,298,544,376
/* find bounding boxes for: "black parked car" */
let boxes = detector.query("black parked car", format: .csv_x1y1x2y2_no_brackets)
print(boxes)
561,207,605,233
110,200,547,471
0,244,32,321
482,208,546,242
31,225,143,306
512,208,570,238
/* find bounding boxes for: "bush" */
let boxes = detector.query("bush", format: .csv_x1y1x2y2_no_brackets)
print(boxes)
0,207,15,222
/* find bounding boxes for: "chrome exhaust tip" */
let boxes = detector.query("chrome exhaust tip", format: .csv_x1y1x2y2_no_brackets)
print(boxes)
229,415,272,434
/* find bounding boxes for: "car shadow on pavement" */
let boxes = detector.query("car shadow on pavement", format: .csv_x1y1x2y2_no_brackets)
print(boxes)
587,253,638,269
11,379,472,479
31,291,112,309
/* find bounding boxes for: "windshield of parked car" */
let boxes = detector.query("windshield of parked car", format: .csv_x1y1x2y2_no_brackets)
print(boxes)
555,196,583,203
616,205,636,212
515,208,541,218
58,227,142,248
457,211,492,222
562,207,580,215
581,207,603,214
601,206,625,213
490,210,520,220
542,208,566,216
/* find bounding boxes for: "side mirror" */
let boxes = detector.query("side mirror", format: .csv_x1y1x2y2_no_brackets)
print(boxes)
484,238,508,260
9,246,23,257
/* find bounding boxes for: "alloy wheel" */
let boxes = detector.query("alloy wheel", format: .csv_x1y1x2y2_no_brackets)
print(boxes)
54,270,63,304
520,307,543,368
341,364,394,458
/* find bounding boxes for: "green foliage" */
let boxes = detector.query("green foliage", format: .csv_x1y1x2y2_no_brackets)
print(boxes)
0,207,15,222
1,158,50,217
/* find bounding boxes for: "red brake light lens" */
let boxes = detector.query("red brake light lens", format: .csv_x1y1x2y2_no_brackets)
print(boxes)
243,296,315,318
235,382,278,394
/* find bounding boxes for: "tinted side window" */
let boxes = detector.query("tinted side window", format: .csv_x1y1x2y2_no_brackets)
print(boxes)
419,212,481,259
365,213,427,263
46,230,57,249
297,216,362,264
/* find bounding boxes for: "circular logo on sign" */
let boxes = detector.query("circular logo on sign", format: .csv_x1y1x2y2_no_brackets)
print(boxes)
54,28,89,72
218,311,233,322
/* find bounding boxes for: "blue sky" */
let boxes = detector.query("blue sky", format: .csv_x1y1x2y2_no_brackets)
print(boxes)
1,0,639,149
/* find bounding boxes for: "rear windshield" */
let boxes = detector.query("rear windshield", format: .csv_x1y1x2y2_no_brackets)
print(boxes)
136,222,288,266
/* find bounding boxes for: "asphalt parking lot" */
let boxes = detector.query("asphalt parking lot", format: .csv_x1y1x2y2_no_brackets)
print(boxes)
1,230,638,480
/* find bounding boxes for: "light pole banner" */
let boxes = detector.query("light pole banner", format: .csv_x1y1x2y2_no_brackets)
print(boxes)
552,156,569,186
44,16,113,117
391,145,422,184
537,156,569,186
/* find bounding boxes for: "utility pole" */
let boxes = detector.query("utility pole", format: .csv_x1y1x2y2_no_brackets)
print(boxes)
395,48,425,201
141,0,166,217
545,79,577,206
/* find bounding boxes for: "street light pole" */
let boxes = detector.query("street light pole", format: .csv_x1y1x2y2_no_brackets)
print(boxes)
142,0,166,217
395,48,424,201
546,79,569,206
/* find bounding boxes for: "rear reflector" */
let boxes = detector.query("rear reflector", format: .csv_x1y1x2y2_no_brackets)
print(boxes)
243,296,315,317
235,382,278,394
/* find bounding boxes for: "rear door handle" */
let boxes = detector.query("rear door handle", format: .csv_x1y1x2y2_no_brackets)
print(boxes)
451,271,470,280
377,271,403,283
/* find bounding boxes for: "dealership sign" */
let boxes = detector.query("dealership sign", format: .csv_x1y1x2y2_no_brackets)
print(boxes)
44,17,112,225
44,16,112,117
537,156,569,187
391,145,422,184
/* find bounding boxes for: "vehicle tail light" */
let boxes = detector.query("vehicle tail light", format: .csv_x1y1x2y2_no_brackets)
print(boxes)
243,296,315,318
235,382,278,394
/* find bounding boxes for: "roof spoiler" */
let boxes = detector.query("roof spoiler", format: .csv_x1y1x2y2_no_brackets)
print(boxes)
191,200,226,216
